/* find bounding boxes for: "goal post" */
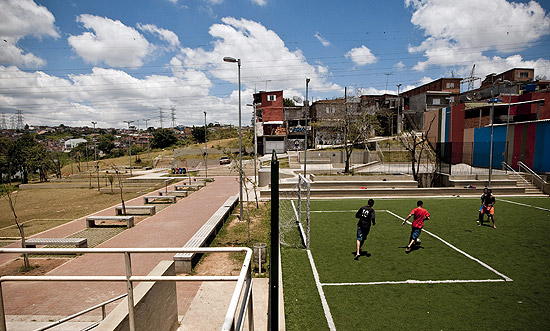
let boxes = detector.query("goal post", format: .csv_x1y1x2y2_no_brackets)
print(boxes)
279,174,311,250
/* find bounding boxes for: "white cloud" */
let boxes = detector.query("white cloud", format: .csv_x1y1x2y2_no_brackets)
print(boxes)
137,23,181,48
179,17,340,93
394,61,406,70
314,32,331,47
0,0,59,68
68,15,152,68
345,45,377,66
252,0,268,5
407,0,550,77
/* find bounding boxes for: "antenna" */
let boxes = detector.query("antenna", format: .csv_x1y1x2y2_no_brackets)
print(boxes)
384,73,393,91
293,96,303,104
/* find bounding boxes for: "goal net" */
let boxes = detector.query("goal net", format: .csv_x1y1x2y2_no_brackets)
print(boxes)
279,174,311,250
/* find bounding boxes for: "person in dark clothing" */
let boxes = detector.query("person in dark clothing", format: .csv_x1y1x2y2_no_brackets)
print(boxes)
478,188,496,229
354,199,375,260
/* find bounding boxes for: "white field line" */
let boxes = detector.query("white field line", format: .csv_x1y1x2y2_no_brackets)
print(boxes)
499,199,550,212
385,210,513,282
307,249,336,331
322,279,506,286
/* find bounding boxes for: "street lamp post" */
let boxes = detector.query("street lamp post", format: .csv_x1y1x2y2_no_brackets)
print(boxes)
204,111,208,178
124,120,134,176
223,57,243,222
91,121,99,191
304,78,310,177
143,118,151,162
396,84,403,134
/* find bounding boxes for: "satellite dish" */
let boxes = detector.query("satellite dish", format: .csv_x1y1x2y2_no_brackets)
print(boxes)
293,96,303,104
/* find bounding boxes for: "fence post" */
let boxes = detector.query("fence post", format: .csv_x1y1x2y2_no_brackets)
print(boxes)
268,150,279,331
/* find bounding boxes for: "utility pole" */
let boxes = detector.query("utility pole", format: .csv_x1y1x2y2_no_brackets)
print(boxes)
124,120,134,176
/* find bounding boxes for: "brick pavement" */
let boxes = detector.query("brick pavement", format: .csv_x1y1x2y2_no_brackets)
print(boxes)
1,176,239,317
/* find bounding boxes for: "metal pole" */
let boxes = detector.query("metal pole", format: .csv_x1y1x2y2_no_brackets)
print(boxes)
489,81,496,187
304,78,310,177
124,121,134,176
124,252,136,331
505,94,512,165
238,59,243,222
0,282,6,331
204,111,208,178
396,83,402,134
268,151,279,331
253,104,258,184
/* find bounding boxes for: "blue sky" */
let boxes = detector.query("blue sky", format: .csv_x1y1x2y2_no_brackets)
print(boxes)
1,0,549,128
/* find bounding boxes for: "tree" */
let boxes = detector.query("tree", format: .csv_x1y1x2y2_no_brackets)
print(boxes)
283,98,296,107
0,185,30,269
0,137,12,183
97,134,115,156
401,116,436,186
110,164,127,215
191,126,206,144
8,133,40,184
151,128,178,148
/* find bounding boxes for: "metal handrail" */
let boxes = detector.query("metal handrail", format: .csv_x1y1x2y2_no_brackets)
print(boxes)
501,162,529,184
518,161,547,189
37,293,127,331
0,247,254,331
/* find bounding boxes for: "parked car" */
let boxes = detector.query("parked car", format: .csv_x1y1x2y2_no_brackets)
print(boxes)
219,156,231,165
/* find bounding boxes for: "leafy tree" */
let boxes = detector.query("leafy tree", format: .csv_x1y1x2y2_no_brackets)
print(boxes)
97,134,115,156
191,126,206,143
151,128,178,148
8,133,38,184
283,98,296,107
0,137,13,183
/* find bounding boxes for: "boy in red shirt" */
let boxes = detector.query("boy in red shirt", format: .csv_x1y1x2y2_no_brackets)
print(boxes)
401,200,430,253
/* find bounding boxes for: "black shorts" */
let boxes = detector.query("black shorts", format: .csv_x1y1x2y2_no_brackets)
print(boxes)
357,226,370,241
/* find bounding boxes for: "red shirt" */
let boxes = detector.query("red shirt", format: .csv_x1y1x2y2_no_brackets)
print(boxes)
410,207,430,229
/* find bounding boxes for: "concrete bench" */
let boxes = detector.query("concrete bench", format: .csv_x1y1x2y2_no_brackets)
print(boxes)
86,215,134,228
144,195,177,204
174,195,238,274
174,184,203,191
159,190,189,197
115,205,156,216
24,237,88,248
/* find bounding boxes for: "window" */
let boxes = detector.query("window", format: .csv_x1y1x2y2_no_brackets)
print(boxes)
432,98,441,105
446,82,455,88
267,95,276,101
519,72,529,78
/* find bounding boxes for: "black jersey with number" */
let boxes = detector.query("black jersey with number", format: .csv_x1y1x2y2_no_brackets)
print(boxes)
356,206,376,228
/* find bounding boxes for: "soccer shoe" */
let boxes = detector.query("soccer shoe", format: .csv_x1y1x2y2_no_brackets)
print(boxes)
477,220,481,226
354,254,360,260
405,247,411,253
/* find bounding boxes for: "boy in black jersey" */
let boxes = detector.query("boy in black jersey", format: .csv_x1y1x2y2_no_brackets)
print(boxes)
354,199,375,260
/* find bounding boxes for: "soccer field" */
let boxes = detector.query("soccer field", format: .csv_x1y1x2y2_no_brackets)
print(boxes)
281,197,550,330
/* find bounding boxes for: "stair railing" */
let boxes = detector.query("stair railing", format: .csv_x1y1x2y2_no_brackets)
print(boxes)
501,162,528,184
517,161,548,192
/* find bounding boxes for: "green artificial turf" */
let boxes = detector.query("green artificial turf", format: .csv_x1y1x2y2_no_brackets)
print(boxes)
282,197,550,330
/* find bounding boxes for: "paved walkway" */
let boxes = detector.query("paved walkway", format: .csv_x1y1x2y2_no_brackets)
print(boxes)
1,176,239,318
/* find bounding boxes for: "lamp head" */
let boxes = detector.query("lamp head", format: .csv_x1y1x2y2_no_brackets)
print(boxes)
223,57,237,63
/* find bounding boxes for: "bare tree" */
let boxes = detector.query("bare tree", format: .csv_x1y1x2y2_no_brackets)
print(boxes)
0,185,30,269
401,116,436,186
110,164,127,215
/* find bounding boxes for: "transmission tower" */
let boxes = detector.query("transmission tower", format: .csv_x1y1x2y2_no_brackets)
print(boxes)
0,114,6,130
170,106,176,128
16,110,24,130
159,107,164,128
462,64,481,91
